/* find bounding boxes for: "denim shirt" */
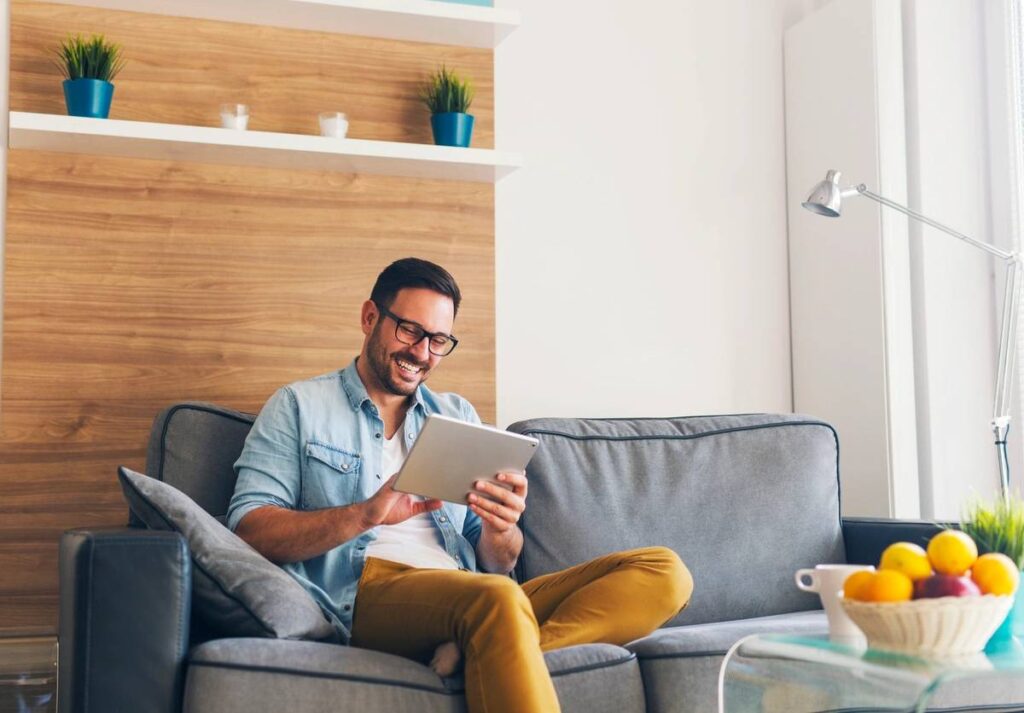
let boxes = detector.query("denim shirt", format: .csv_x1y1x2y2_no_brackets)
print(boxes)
227,358,483,641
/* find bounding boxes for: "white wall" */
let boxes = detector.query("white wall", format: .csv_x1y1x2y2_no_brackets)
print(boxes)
495,0,826,427
784,0,919,518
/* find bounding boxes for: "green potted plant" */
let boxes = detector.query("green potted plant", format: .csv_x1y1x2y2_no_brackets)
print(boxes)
420,65,475,148
962,495,1024,641
55,34,126,119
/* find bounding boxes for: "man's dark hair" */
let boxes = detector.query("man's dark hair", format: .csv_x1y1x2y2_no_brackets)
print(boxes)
370,258,462,316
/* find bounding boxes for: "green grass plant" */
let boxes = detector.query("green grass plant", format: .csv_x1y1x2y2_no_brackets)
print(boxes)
56,34,126,82
419,65,474,115
961,495,1024,569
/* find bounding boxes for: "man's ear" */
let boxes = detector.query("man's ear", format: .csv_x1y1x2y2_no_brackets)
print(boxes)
360,300,378,336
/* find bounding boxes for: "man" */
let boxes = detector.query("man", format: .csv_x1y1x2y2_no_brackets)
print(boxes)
228,257,693,713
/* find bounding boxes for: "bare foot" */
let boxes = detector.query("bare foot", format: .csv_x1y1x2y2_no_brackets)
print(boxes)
430,641,462,677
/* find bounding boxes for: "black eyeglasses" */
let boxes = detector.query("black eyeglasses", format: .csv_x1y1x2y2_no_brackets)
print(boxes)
375,303,459,357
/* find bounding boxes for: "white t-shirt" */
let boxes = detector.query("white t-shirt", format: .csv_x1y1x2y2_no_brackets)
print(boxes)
363,424,460,570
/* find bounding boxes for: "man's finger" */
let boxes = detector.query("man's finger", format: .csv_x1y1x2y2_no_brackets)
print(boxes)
469,491,519,523
473,480,525,512
470,503,510,531
496,471,528,496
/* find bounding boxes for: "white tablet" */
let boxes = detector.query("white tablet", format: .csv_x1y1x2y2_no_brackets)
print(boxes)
393,414,539,505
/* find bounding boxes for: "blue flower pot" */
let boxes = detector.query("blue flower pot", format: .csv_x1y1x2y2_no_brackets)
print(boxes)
985,577,1024,651
63,78,115,119
431,112,474,148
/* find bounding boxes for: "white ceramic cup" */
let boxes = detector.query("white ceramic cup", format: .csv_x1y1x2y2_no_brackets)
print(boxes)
318,111,349,138
795,564,875,640
220,103,249,130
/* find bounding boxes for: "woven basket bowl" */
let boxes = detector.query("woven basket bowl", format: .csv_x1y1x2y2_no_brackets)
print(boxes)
840,594,1013,657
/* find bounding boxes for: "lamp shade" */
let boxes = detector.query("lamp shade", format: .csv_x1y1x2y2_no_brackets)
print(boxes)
802,169,843,217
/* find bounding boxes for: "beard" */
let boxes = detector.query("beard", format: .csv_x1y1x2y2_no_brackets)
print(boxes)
365,323,432,397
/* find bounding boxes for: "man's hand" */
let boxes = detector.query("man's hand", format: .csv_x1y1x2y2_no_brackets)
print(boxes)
468,472,527,534
360,473,443,528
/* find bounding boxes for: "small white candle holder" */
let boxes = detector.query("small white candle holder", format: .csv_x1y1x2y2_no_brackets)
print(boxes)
220,103,250,130
318,111,349,138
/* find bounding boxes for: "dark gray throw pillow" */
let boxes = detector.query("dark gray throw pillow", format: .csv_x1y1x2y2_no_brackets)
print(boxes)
118,466,338,642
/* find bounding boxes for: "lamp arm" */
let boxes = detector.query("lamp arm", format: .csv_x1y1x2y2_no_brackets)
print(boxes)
995,257,1021,422
993,257,1022,502
849,182,1020,501
854,184,1016,261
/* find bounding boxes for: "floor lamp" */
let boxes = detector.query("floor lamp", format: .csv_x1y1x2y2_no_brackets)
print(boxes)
802,169,1022,503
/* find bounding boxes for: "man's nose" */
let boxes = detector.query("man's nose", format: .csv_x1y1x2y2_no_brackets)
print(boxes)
409,336,431,361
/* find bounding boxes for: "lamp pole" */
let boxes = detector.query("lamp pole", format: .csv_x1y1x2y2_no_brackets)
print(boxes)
805,172,1021,503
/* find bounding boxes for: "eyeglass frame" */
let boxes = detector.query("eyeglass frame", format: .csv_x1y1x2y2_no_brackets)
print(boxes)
373,301,460,357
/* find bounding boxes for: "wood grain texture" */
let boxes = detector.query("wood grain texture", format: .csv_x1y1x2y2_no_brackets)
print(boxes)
1,0,496,634
9,0,494,146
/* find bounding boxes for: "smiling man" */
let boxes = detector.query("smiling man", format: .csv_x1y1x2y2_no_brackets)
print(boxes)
227,257,693,713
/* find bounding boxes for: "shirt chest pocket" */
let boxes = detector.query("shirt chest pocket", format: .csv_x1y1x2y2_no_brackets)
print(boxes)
302,441,361,509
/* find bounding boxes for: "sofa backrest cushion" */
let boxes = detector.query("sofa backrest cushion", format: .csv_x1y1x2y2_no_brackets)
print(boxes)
507,414,845,626
145,402,256,523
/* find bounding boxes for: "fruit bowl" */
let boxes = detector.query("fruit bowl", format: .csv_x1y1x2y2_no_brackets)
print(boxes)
840,594,1012,657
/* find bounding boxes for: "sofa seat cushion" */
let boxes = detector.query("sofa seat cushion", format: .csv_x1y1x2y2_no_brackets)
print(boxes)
626,611,828,713
184,638,645,713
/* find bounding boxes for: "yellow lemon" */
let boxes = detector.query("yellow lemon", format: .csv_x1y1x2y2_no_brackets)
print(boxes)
927,530,978,576
863,570,913,602
971,553,1020,595
842,570,875,601
879,542,932,581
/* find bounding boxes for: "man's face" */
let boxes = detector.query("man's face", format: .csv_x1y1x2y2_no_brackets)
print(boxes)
361,287,456,397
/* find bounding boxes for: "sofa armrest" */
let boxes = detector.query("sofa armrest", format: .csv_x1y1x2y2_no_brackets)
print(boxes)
842,517,948,566
59,528,192,713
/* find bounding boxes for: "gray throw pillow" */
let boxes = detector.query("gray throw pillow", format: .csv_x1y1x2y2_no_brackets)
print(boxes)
118,466,338,642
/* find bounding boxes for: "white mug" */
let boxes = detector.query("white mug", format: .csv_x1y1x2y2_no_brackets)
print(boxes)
795,564,874,641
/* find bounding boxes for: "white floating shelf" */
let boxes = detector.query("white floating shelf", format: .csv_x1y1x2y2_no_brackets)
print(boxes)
9,112,521,183
43,0,519,49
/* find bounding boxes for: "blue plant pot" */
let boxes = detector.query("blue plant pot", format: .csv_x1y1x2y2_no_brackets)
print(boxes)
431,112,474,148
985,578,1024,651
63,78,114,119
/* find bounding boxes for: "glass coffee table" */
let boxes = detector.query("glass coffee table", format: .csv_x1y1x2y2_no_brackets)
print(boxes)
719,634,1024,712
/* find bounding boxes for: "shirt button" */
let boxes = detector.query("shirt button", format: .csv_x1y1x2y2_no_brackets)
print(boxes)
375,433,381,439
343,605,351,612
375,473,381,480
439,516,448,523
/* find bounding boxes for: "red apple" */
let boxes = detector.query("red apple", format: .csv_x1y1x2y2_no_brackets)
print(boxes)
913,573,981,599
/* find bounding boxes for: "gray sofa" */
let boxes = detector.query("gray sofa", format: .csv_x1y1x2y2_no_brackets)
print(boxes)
57,403,1017,713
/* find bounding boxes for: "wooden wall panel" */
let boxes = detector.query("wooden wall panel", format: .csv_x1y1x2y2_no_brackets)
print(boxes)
1,1,496,634
9,0,494,145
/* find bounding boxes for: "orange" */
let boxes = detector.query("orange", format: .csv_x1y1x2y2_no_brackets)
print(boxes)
862,570,913,602
971,553,1020,595
842,570,875,601
879,542,932,581
927,530,978,576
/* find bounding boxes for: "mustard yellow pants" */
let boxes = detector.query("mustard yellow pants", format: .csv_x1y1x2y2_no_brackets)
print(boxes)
350,545,693,713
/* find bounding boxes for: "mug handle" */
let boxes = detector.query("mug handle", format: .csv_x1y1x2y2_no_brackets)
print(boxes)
795,569,819,592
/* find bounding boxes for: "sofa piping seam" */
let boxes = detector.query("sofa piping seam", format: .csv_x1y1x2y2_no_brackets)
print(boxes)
188,660,457,695
548,652,637,678
633,650,729,661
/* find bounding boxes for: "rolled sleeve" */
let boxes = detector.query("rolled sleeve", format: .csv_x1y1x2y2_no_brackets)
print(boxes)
227,386,302,532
